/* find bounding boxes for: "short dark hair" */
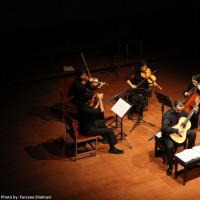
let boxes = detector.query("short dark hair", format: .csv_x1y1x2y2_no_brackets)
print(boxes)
138,60,147,67
174,99,184,107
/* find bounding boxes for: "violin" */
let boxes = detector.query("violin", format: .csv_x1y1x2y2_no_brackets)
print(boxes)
141,68,162,90
82,74,108,88
81,52,108,88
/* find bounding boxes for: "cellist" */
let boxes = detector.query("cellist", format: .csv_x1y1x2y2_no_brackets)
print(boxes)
183,73,200,128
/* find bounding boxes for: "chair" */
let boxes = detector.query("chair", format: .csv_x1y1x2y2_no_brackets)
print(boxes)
155,131,186,164
63,111,97,161
59,77,78,120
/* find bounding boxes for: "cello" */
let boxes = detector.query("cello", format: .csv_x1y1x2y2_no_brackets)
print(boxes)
184,83,200,113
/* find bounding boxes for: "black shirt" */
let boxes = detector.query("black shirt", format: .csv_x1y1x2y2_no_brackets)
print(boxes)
162,108,188,137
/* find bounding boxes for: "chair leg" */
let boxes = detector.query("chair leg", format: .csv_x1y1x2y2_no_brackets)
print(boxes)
75,143,78,162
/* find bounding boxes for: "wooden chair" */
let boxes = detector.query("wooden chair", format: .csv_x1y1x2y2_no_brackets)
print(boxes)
59,77,78,120
63,111,97,161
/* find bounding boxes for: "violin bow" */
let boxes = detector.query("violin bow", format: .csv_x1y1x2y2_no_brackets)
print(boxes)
81,52,92,78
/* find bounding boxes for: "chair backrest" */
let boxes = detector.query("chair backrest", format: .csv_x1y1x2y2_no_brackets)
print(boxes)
63,111,97,161
60,77,75,102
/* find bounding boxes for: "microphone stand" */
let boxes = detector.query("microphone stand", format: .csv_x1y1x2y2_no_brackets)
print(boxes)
105,89,127,104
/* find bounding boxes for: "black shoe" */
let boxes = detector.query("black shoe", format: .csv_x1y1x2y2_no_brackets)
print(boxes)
109,147,124,154
166,167,173,176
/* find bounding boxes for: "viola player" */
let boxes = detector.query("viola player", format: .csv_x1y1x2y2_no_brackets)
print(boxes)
125,60,157,120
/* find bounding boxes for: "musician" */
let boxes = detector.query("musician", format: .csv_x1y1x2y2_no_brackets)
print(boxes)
72,68,105,107
78,92,124,154
183,73,200,97
125,60,155,120
162,100,197,176
183,73,200,128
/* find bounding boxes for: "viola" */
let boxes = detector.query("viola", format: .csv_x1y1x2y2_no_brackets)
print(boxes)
141,68,162,90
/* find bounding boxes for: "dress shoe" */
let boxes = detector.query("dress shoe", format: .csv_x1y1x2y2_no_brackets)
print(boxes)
109,147,124,154
166,167,173,176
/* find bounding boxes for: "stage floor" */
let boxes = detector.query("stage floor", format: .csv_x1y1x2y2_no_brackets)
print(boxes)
1,51,200,200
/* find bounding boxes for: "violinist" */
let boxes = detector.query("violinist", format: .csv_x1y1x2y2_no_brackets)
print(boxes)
183,73,200,128
125,60,157,120
72,68,106,107
78,93,124,154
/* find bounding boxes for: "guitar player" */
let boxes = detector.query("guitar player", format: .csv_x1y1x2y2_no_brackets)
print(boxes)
161,99,198,176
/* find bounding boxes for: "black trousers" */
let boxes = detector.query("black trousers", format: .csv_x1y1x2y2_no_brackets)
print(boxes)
88,125,118,147
129,94,145,115
163,129,196,168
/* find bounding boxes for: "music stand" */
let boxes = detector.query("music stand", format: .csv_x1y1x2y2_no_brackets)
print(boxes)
111,98,132,149
106,89,127,128
148,91,173,141
155,91,173,123
129,88,155,132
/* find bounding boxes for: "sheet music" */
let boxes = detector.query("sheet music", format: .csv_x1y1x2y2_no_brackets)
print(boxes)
111,98,131,118
175,147,200,162
155,131,162,138
192,145,200,154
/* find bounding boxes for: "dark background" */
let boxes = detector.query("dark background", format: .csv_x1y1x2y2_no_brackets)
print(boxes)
1,1,200,82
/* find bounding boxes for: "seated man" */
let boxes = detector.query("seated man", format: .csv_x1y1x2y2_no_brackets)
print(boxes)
162,99,197,176
78,92,124,154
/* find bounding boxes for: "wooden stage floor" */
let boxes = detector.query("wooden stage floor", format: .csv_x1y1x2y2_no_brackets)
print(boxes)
0,53,200,200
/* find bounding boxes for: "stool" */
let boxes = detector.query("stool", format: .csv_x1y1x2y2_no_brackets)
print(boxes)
155,135,187,164
155,135,166,164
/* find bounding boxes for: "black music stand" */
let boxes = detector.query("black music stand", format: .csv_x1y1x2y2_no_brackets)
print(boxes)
111,98,132,149
105,89,127,129
155,91,173,123
148,91,173,141
129,88,155,132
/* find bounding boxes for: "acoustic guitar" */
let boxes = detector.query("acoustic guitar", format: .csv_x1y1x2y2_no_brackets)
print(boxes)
170,97,199,144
